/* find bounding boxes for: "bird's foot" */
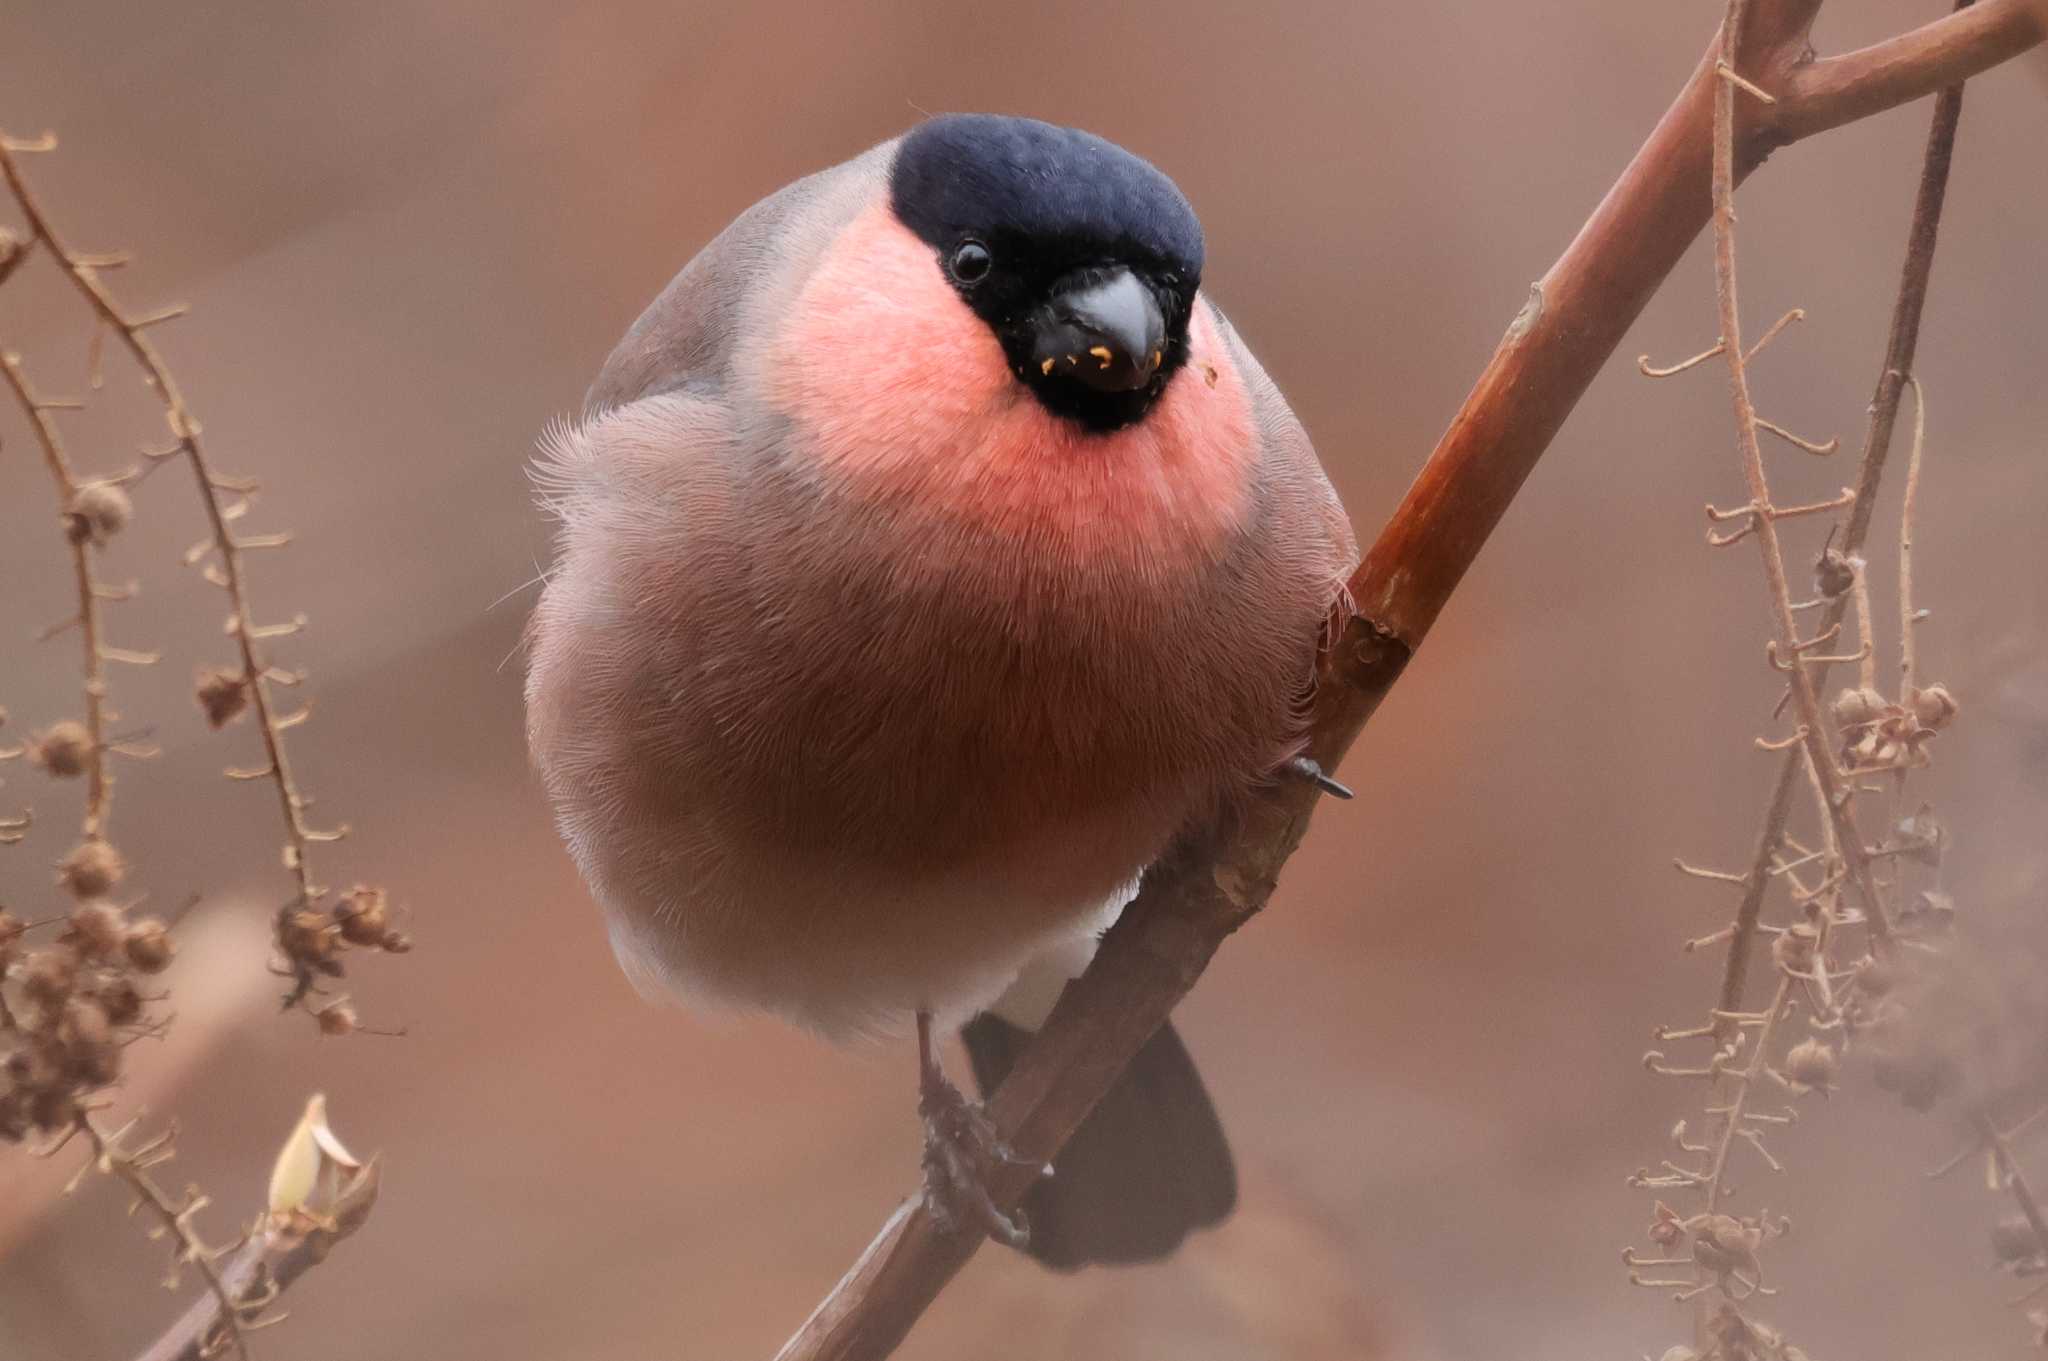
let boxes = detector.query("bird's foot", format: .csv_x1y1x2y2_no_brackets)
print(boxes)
916,1011,1037,1248
1284,753,1353,800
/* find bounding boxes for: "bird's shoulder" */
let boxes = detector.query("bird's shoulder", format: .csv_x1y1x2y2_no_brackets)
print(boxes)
584,140,897,416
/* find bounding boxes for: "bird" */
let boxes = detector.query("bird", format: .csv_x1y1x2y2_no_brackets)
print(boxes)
524,112,1355,1267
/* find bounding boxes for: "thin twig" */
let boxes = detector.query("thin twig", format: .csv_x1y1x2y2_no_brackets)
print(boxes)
1710,0,1893,946
0,136,345,947
1898,376,1928,697
1980,1110,2048,1270
0,354,118,839
1702,0,1974,1093
79,1115,249,1361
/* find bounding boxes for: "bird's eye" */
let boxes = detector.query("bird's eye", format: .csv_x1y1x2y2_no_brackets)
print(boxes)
949,240,992,284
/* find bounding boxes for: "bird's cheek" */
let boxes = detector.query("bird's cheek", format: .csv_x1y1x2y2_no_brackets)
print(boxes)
761,203,1014,483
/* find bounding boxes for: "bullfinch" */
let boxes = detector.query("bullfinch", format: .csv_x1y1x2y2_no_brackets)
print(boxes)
525,113,1356,1268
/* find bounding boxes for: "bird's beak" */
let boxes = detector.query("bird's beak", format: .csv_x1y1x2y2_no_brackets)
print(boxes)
1030,267,1167,393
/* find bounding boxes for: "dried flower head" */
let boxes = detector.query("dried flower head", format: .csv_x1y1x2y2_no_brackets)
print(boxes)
64,480,133,546
1692,1214,1763,1279
1830,686,1887,730
94,973,145,1026
57,996,119,1084
122,917,175,974
280,907,339,966
315,999,357,1037
1771,923,1819,975
335,886,390,946
1814,545,1857,598
56,839,125,898
0,1092,30,1144
1909,682,1958,730
64,899,128,959
29,720,93,778
0,910,23,968
193,666,250,728
1782,1037,1839,1095
19,948,78,1011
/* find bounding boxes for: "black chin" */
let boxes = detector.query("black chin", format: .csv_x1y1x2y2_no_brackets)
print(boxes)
1012,371,1168,432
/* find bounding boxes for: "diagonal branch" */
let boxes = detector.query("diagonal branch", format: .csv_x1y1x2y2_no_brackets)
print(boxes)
772,5,2043,1358
1774,0,2043,140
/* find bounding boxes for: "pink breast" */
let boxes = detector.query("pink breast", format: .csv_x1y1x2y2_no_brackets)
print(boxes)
763,202,1258,571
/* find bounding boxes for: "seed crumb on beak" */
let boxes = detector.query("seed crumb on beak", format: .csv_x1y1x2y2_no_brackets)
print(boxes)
1040,357,1055,376
1087,345,1114,369
1150,349,1163,372
1065,354,1078,365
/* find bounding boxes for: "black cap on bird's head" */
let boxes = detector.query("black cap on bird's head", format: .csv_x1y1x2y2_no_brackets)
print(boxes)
889,114,1204,433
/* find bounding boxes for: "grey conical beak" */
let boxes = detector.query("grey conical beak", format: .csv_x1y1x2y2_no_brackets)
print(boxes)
1031,268,1167,393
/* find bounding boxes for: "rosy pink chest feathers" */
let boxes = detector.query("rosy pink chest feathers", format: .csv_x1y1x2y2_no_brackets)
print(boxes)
764,203,1258,571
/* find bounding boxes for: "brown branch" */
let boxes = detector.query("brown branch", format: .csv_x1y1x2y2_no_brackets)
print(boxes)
1774,0,2043,141
772,5,2040,1358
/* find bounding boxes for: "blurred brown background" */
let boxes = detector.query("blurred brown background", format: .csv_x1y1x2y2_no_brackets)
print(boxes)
1,3,2044,1358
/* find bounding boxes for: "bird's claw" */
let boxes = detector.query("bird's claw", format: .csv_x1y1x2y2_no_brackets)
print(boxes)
918,1051,1034,1247
1285,754,1353,800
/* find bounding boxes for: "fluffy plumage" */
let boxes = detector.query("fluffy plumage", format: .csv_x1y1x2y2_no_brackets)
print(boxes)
528,120,1353,1037
525,115,1353,1267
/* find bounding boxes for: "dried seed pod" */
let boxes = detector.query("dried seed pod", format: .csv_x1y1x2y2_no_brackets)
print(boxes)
335,886,390,946
1692,1214,1762,1277
4,1041,60,1089
1783,1037,1839,1094
0,1091,30,1143
122,917,175,974
1992,1214,2044,1264
66,481,133,545
1909,890,1958,935
194,667,250,728
1648,1201,1686,1248
56,839,125,898
57,997,118,1084
315,1000,358,1037
64,900,127,959
1830,686,1887,729
1771,924,1819,975
280,907,338,962
1909,683,1958,731
29,721,93,778
1815,546,1857,598
94,973,145,1026
29,1086,77,1134
19,948,78,1011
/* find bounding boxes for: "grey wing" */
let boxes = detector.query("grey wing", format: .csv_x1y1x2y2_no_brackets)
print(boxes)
1204,299,1359,575
584,140,897,416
